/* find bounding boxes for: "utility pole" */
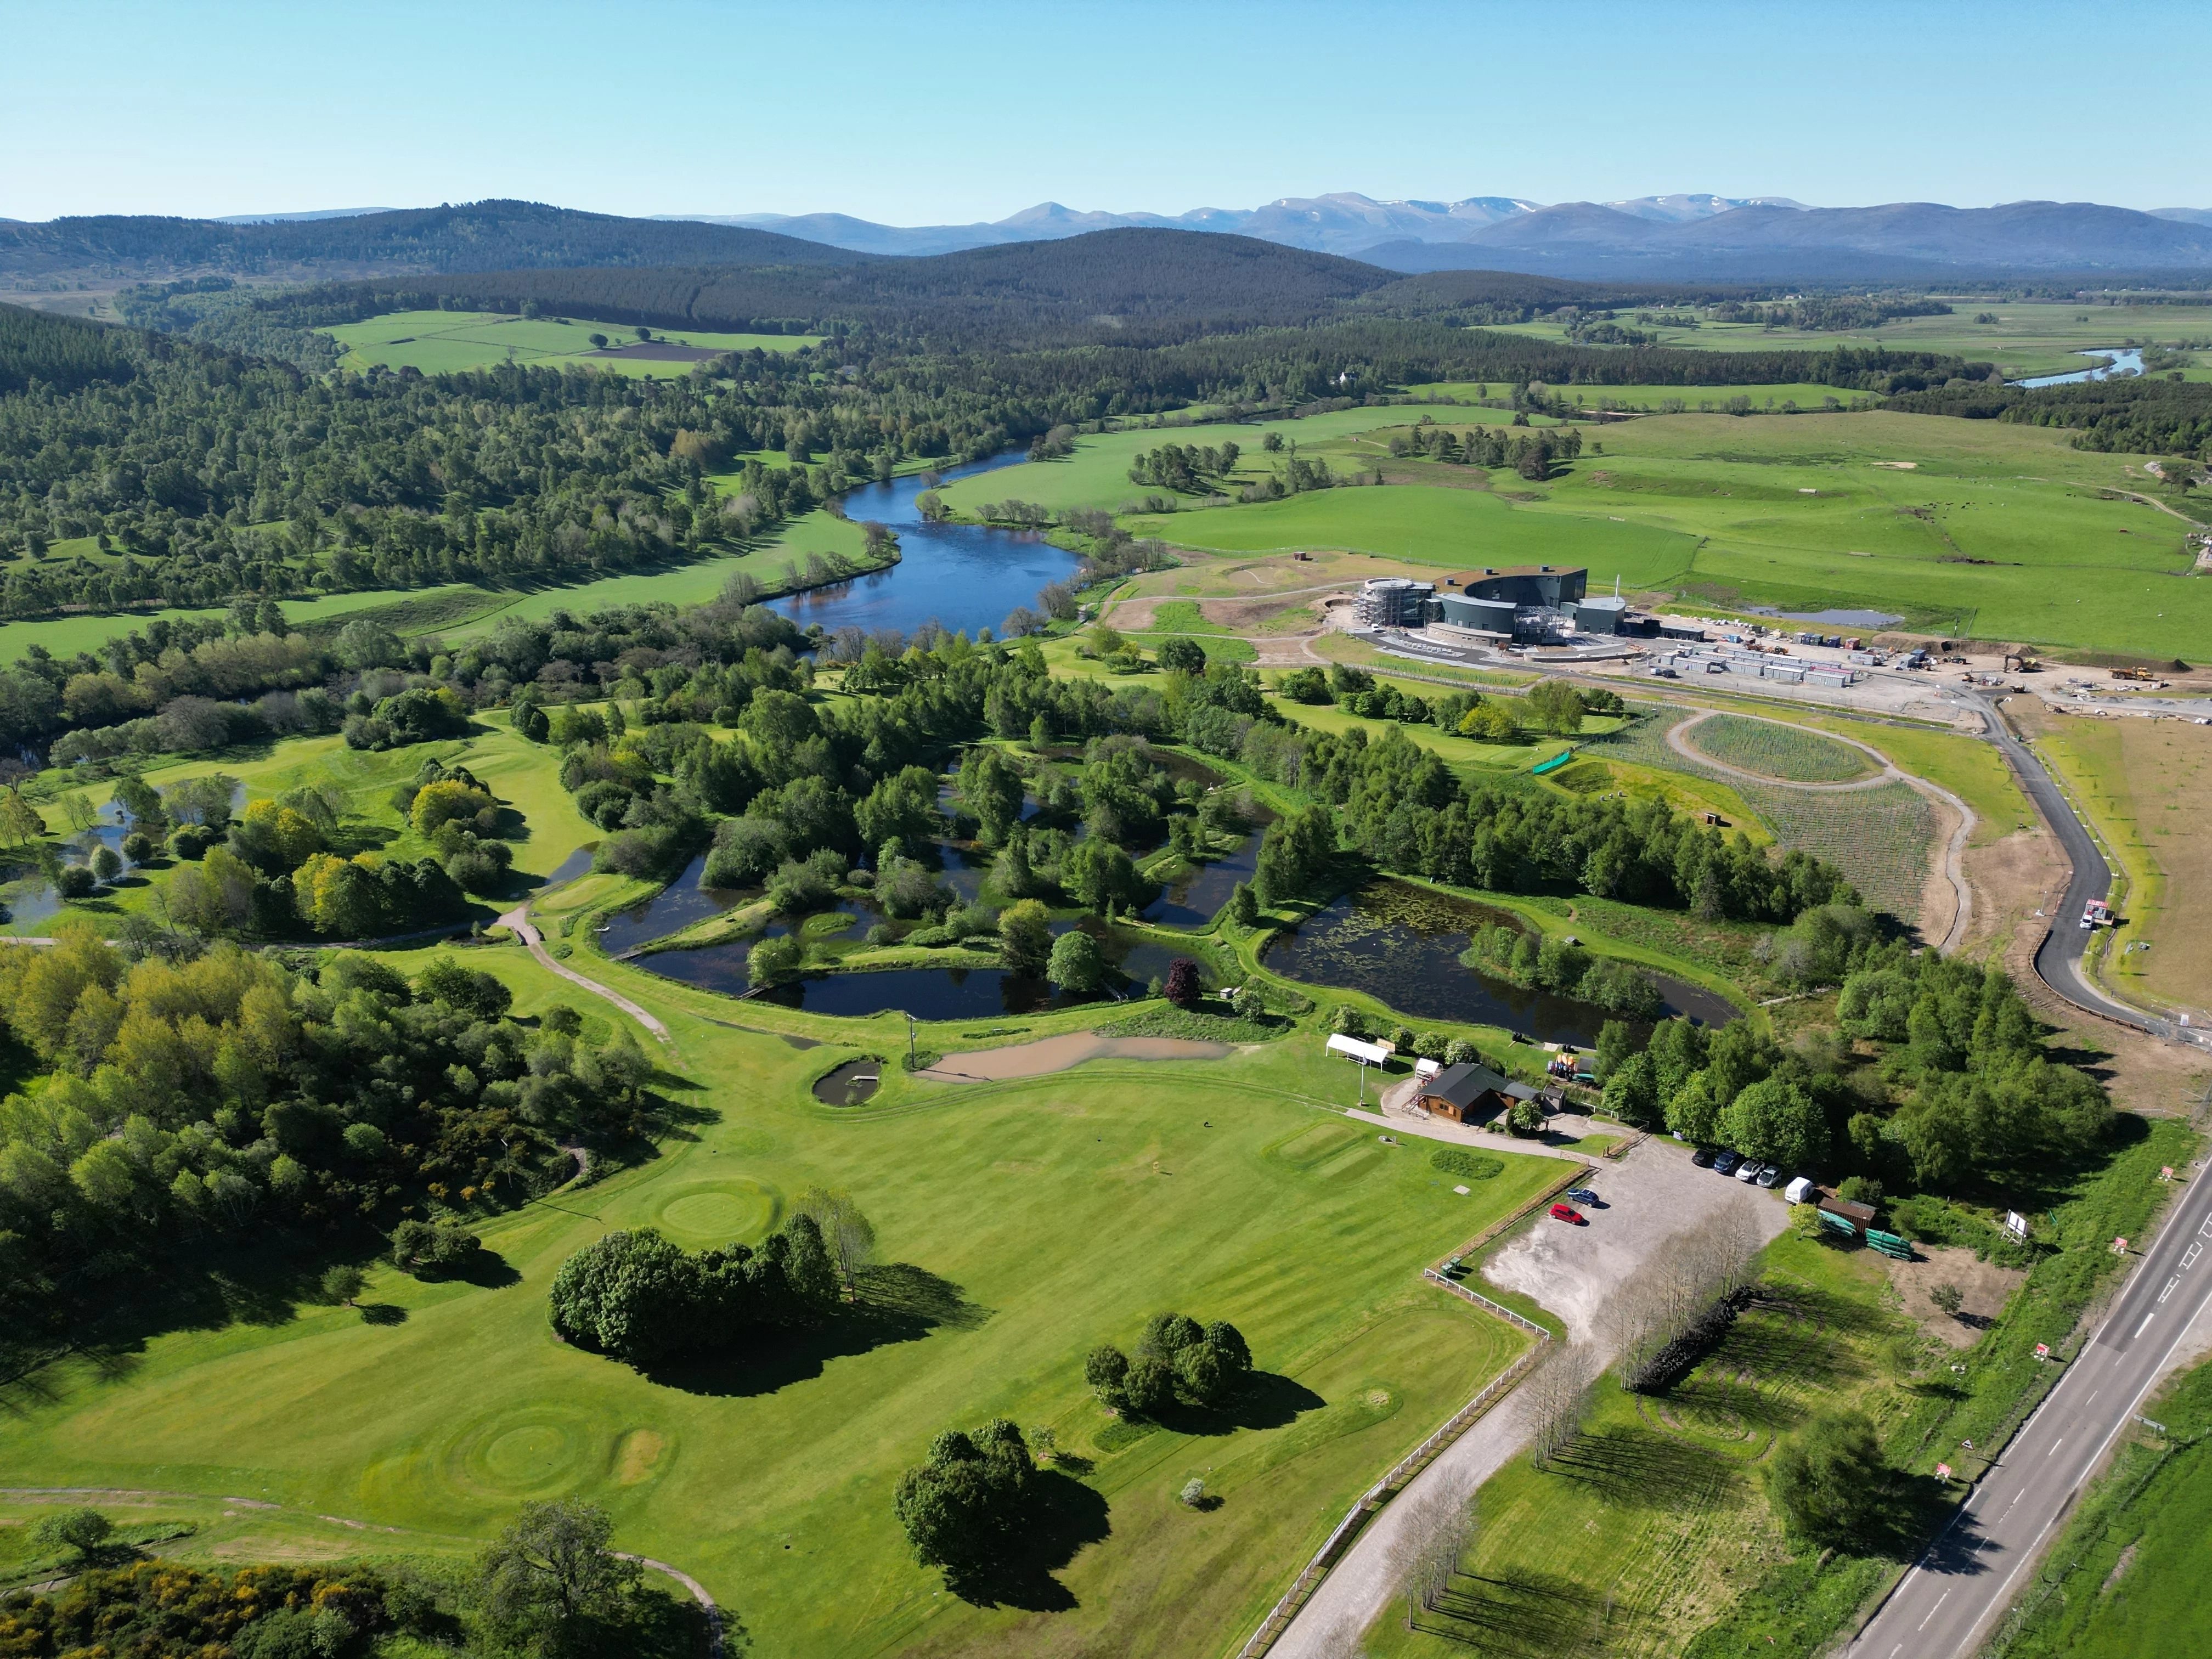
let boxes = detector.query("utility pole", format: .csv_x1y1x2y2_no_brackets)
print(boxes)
906,1012,917,1069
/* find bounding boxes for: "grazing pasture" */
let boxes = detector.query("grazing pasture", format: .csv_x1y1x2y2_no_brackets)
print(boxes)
320,309,819,377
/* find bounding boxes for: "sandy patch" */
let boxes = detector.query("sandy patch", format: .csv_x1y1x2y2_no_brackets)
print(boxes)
1881,1245,2026,1349
1962,826,2069,960
917,1032,1233,1082
614,1429,664,1484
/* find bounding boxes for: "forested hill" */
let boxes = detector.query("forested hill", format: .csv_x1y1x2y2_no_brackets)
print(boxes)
263,229,1405,347
0,199,869,280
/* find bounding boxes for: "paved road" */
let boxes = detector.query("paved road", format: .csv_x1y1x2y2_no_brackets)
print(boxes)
1844,1178,2212,1659
1963,692,2171,1035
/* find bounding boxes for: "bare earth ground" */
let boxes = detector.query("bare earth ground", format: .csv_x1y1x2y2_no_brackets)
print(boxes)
1960,826,2069,962
1269,1137,1786,1658
1881,1245,2028,1350
914,1032,1234,1081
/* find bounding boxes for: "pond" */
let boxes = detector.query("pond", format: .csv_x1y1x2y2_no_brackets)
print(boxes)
1143,831,1261,929
2011,348,2145,389
1260,880,1738,1044
594,851,751,956
770,452,1084,640
633,915,1198,1017
811,1057,883,1105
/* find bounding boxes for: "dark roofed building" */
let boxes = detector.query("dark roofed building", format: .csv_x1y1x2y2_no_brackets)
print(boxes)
1417,1062,1536,1124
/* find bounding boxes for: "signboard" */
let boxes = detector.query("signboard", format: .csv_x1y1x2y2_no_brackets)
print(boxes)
2113,1237,2130,1256
1936,1463,1953,1480
2160,1166,2176,1182
2034,1342,2052,1361
2006,1211,2030,1239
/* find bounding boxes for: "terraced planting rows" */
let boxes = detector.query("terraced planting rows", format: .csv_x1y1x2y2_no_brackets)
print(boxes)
1684,714,1877,782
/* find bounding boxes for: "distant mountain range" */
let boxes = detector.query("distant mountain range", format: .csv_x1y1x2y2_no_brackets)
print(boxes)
663,192,1813,259
670,193,2212,279
8,193,2212,288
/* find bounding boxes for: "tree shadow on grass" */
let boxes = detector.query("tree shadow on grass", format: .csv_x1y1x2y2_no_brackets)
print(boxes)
940,1470,1111,1612
1147,1370,1327,1437
442,1249,522,1290
1417,1567,1611,1657
1548,1426,1729,1509
356,1302,409,1325
644,1262,991,1397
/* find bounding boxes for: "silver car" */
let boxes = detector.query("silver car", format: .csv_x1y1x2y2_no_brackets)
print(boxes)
1754,1164,1784,1189
1736,1159,1764,1183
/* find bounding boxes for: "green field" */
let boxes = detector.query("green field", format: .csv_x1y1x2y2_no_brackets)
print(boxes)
1480,300,2212,380
321,309,820,379
0,996,1555,1659
1124,484,1700,582
1418,381,1865,412
1684,714,1877,782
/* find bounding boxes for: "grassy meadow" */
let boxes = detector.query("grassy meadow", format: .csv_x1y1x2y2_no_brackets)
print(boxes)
1479,299,2212,380
320,309,819,378
0,979,1559,1659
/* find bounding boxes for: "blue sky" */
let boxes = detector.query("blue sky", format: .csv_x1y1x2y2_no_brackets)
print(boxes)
5,0,2202,223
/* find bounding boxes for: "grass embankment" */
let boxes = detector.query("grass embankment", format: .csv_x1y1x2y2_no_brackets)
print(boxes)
0,968,1556,1659
2013,703,2212,1013
1992,1356,2212,1658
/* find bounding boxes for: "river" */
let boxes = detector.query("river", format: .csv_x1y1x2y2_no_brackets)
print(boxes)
2012,348,2145,388
769,452,1084,640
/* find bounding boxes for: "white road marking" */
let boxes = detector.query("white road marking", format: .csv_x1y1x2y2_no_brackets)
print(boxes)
1918,1590,1950,1630
2087,1391,2099,1404
2185,1242,2202,1268
2158,1276,2181,1304
2135,1310,2157,1338
2048,1438,2066,1457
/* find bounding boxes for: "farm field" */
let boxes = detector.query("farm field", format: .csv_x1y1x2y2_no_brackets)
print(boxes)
1362,1228,1905,1659
1119,408,2204,657
1681,713,1877,781
934,404,1544,523
1123,484,1701,583
1417,380,1864,412
1476,300,2212,379
0,510,881,669
320,309,819,377
0,998,1558,1659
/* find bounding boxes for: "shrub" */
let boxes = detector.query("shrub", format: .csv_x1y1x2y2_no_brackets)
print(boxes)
56,866,97,899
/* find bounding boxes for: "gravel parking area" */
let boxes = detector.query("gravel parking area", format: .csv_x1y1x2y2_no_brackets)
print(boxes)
1269,1135,1786,1658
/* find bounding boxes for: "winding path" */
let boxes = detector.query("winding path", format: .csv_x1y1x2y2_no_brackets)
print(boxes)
1667,708,1978,953
496,904,670,1045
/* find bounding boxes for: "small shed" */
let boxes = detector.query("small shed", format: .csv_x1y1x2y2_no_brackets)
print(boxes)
1417,1062,1536,1124
1326,1033,1393,1068
1413,1057,1443,1083
1817,1193,1877,1236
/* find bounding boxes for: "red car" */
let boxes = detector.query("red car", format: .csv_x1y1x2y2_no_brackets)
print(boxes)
1550,1203,1585,1224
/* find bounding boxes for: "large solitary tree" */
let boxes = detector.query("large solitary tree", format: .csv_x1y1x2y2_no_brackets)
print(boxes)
478,1499,643,1654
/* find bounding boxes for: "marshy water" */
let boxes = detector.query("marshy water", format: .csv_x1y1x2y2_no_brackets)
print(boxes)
1261,879,1737,1044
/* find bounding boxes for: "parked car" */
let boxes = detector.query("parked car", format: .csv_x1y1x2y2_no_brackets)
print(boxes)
1566,1187,1600,1205
1713,1150,1742,1176
1690,1146,1717,1168
1550,1203,1585,1224
1736,1159,1765,1183
1754,1165,1784,1189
